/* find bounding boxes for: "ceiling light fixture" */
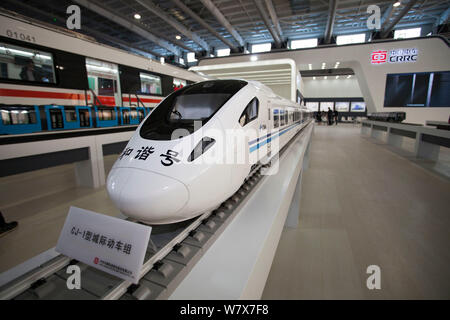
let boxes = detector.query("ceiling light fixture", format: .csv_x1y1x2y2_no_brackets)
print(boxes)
393,1,401,7
134,13,141,20
176,35,181,40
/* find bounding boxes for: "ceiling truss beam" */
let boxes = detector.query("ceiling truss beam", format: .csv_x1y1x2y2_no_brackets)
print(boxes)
135,0,209,51
265,0,283,40
380,0,419,38
324,0,338,44
254,0,282,48
199,0,245,48
73,0,181,56
171,0,236,50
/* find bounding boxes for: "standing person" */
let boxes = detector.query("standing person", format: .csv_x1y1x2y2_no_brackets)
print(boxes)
334,109,339,125
20,60,40,81
327,108,333,125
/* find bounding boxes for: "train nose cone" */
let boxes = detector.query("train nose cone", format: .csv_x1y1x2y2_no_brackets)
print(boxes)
107,168,189,224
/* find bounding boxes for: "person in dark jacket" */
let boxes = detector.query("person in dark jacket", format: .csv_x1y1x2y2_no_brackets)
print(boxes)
20,60,40,81
334,110,339,125
327,108,333,125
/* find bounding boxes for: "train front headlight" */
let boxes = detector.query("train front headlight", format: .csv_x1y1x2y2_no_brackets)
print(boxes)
188,137,216,162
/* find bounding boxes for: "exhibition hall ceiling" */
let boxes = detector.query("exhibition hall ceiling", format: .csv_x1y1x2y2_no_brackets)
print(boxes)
1,0,448,60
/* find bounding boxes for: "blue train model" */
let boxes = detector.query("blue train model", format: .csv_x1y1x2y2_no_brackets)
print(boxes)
0,105,153,135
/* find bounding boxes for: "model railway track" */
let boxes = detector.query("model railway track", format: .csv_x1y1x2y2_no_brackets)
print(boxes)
0,122,312,300
0,166,265,300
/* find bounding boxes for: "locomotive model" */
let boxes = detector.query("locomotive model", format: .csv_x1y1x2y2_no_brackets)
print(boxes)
367,112,406,123
106,80,312,224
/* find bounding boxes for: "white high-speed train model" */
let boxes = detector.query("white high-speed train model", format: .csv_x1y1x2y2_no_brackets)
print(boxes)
107,79,312,224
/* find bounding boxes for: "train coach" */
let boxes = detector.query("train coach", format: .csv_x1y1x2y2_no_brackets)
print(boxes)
107,79,313,224
0,104,154,135
367,112,406,123
0,10,204,135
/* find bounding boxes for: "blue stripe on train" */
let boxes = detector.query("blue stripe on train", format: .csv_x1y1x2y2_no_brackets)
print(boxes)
249,122,302,153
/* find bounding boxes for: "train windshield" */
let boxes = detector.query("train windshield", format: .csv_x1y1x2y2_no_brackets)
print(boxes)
140,80,247,140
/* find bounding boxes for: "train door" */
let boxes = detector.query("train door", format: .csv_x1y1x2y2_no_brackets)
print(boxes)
49,108,63,129
137,108,145,122
79,109,91,127
86,58,122,107
129,109,139,125
122,109,130,125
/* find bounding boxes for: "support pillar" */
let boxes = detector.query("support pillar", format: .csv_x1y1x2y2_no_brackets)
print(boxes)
387,128,403,148
415,133,440,161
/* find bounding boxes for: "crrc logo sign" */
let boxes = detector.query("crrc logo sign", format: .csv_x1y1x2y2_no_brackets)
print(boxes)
371,48,418,65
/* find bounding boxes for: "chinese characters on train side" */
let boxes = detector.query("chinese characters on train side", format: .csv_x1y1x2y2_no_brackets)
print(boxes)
135,146,155,160
160,150,181,166
120,147,181,166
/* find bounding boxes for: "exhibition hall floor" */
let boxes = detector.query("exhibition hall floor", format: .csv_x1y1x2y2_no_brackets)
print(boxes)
1,124,449,299
0,155,121,273
262,124,450,299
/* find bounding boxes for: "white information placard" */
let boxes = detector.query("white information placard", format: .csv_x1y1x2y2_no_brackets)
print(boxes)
56,207,151,284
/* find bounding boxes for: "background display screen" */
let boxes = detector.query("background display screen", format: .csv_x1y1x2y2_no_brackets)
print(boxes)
384,71,450,107
335,102,350,112
306,102,319,111
351,102,366,112
320,102,333,111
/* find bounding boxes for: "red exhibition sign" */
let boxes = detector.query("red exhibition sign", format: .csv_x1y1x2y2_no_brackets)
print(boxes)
371,50,388,64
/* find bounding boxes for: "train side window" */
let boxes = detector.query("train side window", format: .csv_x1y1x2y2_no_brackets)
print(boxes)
2,108,37,125
98,78,117,96
99,108,115,121
1,110,11,125
140,73,162,95
0,42,56,83
65,109,77,122
239,97,259,127
273,110,279,128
